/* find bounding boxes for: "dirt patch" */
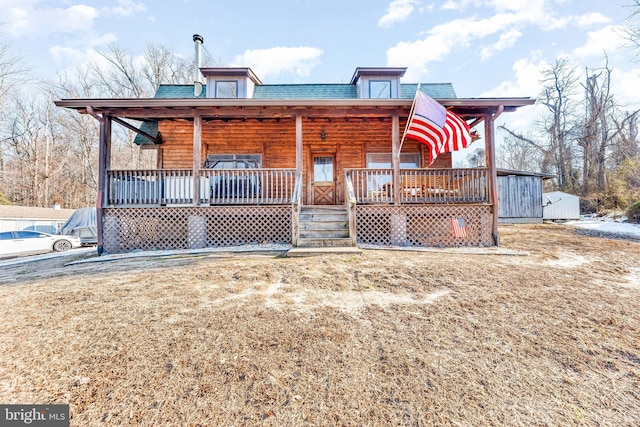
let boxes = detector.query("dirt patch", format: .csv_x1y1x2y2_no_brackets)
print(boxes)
0,224,639,426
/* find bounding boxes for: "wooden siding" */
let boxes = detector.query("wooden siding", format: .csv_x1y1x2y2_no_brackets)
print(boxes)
497,175,543,220
157,116,452,204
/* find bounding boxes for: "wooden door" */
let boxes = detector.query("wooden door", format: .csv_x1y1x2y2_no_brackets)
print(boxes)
311,154,335,204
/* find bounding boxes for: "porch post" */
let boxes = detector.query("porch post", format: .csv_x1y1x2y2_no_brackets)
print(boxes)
193,114,202,205
295,115,303,177
95,114,110,255
392,113,401,206
484,107,503,245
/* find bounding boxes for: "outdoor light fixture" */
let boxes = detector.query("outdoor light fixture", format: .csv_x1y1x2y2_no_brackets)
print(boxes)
320,131,326,140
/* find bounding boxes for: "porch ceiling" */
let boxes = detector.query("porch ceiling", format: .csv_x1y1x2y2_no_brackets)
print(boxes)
55,97,535,121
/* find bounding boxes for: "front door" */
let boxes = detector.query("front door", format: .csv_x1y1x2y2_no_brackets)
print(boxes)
311,154,335,204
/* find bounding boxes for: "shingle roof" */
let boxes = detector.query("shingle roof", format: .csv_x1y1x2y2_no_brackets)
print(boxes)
402,83,457,99
133,121,159,145
253,84,357,99
152,83,457,100
155,85,206,99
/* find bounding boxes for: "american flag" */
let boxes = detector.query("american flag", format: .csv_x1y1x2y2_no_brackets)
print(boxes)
403,90,472,165
450,217,468,238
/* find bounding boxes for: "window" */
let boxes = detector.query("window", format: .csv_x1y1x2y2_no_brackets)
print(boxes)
365,153,420,191
215,81,238,98
366,153,420,169
369,80,391,99
0,232,14,240
313,156,334,182
16,231,43,239
204,154,261,169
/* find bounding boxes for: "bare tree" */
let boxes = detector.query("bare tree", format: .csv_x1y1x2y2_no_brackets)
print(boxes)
499,59,580,191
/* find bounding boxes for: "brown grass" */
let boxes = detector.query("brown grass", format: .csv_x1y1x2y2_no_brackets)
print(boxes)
0,224,639,426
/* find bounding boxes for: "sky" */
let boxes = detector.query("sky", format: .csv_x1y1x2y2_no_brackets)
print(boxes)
1,0,639,159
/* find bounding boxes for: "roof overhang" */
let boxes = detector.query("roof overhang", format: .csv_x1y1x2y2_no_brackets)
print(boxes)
54,97,536,121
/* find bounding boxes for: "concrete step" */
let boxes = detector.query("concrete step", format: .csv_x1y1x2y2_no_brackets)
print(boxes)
296,237,355,248
286,246,362,257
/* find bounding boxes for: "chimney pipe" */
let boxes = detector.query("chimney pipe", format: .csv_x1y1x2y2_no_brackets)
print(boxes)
193,34,204,97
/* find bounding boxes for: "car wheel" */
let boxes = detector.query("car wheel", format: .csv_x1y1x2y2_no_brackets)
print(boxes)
53,239,72,252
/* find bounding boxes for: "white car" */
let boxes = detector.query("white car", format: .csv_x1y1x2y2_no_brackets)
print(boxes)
0,230,83,258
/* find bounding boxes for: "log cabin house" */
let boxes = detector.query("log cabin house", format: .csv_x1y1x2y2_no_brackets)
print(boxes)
55,62,535,255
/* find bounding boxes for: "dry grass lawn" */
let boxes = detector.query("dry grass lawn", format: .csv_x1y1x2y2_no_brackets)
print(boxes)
0,224,639,426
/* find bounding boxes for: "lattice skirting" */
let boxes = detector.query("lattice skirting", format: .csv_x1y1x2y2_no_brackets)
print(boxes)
356,204,493,247
102,206,292,254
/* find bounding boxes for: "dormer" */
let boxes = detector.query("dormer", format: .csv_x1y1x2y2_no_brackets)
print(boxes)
350,67,407,99
200,68,262,98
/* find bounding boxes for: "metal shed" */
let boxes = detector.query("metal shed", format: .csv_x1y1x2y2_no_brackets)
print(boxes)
543,191,580,220
497,169,554,224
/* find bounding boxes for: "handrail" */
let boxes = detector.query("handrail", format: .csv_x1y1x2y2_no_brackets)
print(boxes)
345,170,358,247
107,168,295,206
291,173,302,246
344,167,489,204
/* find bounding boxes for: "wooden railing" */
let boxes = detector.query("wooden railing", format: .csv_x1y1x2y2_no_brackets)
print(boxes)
345,168,489,204
107,168,296,206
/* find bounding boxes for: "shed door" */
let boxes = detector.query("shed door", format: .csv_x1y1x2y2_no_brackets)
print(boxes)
311,154,335,205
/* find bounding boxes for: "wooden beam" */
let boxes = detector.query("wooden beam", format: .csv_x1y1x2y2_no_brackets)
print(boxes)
193,114,202,206
484,106,503,245
295,114,303,178
111,116,160,144
392,113,401,206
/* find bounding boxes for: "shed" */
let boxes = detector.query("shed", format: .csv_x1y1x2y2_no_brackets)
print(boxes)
543,191,580,220
0,205,75,233
497,169,554,224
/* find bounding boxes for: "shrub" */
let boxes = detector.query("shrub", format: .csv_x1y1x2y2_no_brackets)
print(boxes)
626,201,640,223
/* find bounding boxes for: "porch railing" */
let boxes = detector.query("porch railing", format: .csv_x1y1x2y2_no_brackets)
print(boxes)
345,167,489,204
107,168,296,206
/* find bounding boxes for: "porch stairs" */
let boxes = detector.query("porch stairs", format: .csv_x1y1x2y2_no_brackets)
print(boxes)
289,205,361,256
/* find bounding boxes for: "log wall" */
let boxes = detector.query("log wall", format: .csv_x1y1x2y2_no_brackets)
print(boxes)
157,116,452,204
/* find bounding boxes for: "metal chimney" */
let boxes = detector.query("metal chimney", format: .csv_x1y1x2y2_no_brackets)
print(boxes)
193,34,204,97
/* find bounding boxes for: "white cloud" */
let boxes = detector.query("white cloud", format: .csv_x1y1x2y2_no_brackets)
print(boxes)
1,2,98,36
231,47,323,80
575,12,610,27
571,25,627,59
480,28,523,61
106,0,147,17
387,11,532,80
49,33,119,68
610,68,640,108
378,0,419,28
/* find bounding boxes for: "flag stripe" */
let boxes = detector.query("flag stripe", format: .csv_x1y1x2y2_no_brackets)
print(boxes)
450,217,468,238
402,90,473,165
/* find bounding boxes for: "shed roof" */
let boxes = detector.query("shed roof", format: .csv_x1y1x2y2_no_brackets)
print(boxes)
0,205,76,220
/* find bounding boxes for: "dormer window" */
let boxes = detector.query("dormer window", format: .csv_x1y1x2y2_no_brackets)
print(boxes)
369,80,392,99
350,67,406,99
215,81,238,98
200,67,262,99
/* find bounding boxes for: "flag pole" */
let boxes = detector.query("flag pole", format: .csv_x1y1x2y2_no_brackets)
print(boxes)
397,83,420,157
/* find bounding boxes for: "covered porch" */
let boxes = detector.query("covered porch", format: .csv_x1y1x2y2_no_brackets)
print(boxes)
54,97,534,254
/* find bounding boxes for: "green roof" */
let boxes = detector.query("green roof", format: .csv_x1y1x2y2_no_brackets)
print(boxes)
133,121,159,146
253,84,357,99
403,84,457,99
152,83,457,99
154,85,206,99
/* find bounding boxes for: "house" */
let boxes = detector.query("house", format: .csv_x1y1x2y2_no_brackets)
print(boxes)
497,169,555,224
55,43,534,254
0,205,75,234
